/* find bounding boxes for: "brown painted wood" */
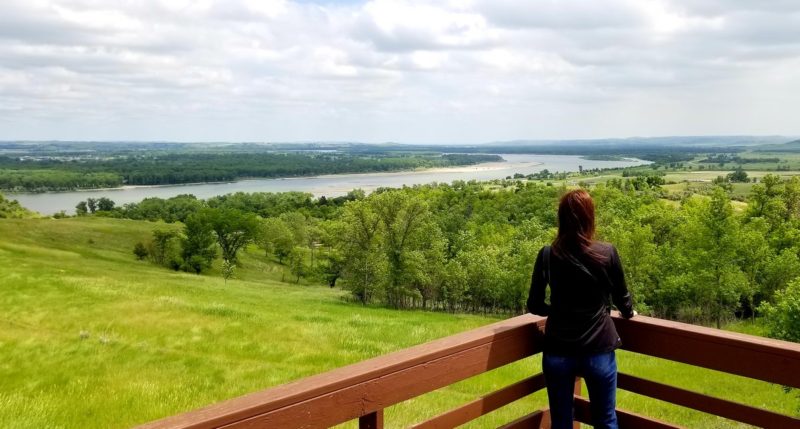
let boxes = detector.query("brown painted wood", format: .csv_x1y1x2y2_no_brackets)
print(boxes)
497,409,551,429
573,397,683,429
617,373,800,428
612,313,800,388
221,333,541,428
358,410,383,429
411,374,546,429
138,314,546,429
137,312,800,429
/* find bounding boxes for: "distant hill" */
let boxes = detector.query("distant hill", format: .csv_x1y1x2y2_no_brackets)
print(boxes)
753,139,800,152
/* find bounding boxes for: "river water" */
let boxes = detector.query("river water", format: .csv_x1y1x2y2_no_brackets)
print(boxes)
9,154,649,215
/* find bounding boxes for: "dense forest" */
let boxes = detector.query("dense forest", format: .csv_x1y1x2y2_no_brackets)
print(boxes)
69,174,800,342
0,153,500,191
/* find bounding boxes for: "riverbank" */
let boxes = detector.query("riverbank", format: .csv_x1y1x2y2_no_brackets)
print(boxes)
8,154,647,215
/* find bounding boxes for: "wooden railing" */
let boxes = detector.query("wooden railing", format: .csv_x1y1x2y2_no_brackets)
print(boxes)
139,314,800,429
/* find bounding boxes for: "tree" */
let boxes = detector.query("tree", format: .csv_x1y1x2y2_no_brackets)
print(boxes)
150,229,181,269
97,197,115,211
287,247,308,283
222,259,236,284
759,277,800,342
317,247,345,288
736,218,773,317
133,242,149,260
726,167,748,183
280,211,308,246
608,223,659,312
75,201,88,216
684,188,747,328
181,212,216,273
371,191,444,309
201,208,259,265
338,199,384,304
305,219,323,269
783,176,800,220
86,198,98,213
760,248,800,304
456,246,504,313
259,217,295,263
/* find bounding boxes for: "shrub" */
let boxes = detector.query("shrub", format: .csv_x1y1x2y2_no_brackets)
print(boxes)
133,242,149,260
759,278,800,342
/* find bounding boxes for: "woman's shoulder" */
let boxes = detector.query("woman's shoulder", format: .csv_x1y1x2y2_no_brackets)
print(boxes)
590,241,615,253
590,241,619,260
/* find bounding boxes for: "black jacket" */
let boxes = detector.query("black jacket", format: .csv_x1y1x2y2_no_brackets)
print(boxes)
527,242,634,356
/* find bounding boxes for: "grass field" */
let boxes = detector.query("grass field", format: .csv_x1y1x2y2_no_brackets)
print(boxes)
0,217,797,428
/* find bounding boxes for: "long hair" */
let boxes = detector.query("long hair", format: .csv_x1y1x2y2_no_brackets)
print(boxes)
552,189,607,265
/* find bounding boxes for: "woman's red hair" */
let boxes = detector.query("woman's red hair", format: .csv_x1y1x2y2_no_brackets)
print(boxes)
552,189,607,264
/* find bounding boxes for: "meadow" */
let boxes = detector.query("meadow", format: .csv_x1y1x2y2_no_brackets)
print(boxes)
0,217,797,428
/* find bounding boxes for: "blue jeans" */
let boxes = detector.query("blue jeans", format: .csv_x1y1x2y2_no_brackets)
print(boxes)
542,351,619,429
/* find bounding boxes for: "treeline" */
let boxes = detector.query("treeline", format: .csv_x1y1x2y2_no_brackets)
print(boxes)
700,154,782,164
345,142,739,162
0,169,122,192
78,176,800,337
0,153,501,191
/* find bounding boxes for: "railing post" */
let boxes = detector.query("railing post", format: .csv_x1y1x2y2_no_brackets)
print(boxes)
573,377,582,429
359,409,384,429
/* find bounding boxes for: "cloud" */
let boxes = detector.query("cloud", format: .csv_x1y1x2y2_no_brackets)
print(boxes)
0,0,799,142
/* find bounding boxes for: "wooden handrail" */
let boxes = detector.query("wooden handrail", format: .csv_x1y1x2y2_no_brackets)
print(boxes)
612,312,800,389
617,373,800,428
138,313,800,429
138,314,546,429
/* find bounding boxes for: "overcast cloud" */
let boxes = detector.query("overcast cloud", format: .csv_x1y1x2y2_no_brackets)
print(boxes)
0,0,799,142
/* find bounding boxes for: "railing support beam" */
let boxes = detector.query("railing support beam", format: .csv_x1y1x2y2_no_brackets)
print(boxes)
359,410,383,429
572,377,582,429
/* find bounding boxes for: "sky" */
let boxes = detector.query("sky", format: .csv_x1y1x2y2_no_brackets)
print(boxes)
0,0,799,143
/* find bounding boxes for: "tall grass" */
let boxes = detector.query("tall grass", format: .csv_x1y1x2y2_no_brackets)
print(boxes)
0,218,796,428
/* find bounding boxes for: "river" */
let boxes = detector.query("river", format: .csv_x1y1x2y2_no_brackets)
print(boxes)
9,154,649,215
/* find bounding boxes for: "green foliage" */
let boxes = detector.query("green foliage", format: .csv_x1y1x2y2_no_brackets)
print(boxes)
180,213,216,274
727,167,749,183
258,217,295,263
221,258,236,283
100,172,800,325
199,208,259,265
121,194,203,223
0,152,500,191
759,278,800,342
97,197,115,212
287,247,309,283
338,199,385,304
0,194,37,219
75,201,88,216
1,216,797,428
133,242,149,260
0,169,122,192
148,229,182,270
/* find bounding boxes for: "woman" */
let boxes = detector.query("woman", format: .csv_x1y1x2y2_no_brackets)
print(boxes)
527,189,634,429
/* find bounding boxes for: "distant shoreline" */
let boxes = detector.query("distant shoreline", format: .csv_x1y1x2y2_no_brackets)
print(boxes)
6,156,516,195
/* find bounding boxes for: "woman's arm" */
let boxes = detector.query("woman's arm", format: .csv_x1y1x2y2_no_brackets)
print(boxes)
609,246,634,318
527,247,550,316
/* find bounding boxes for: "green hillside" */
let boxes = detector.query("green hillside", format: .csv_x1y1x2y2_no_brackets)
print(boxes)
0,218,796,428
0,193,36,218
